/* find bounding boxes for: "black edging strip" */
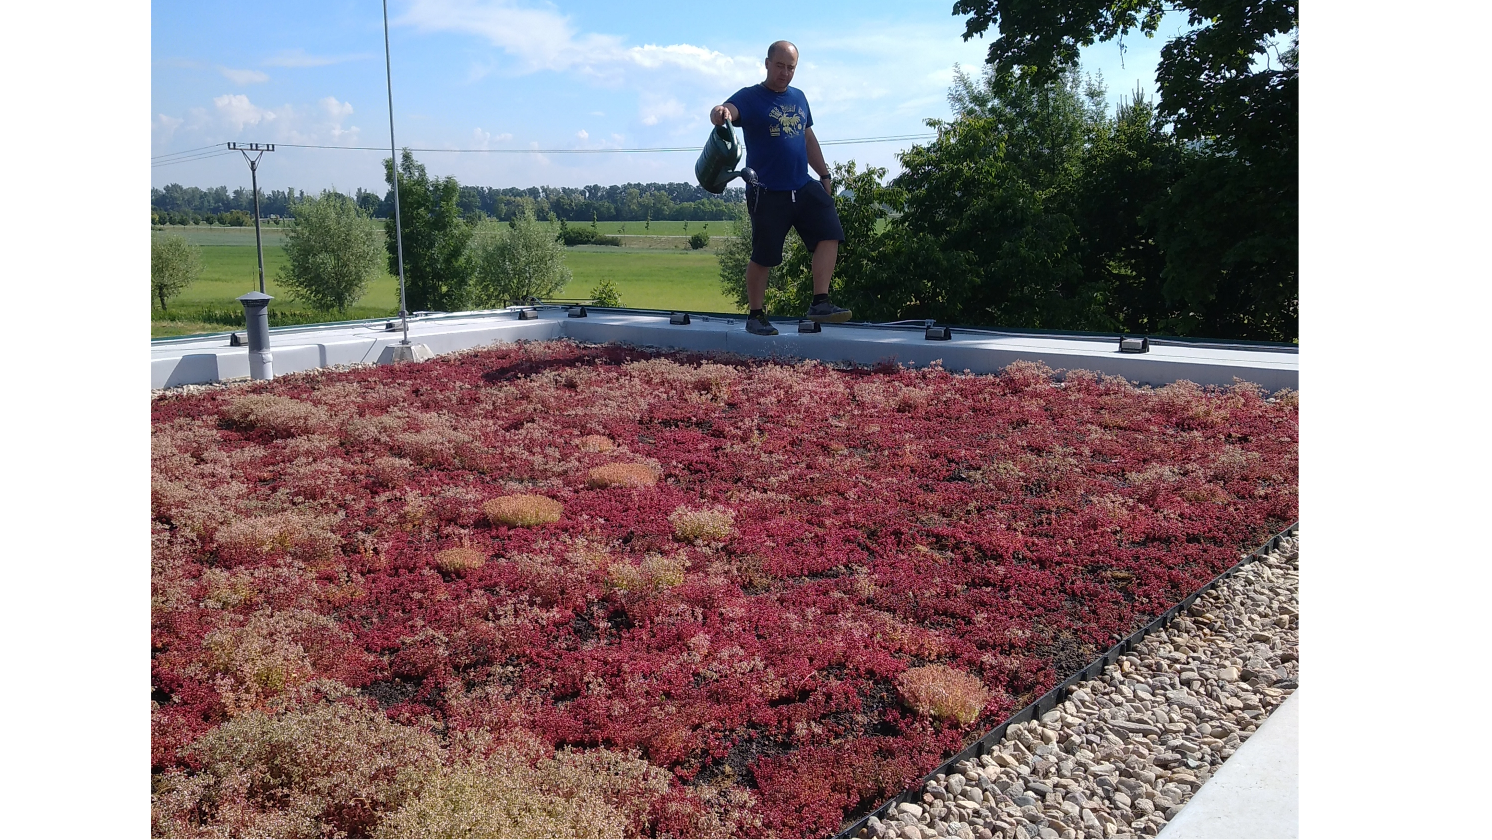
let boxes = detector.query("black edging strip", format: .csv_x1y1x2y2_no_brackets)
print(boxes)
832,521,1300,839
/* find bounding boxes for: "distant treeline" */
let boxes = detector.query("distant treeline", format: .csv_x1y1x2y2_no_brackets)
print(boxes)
150,181,747,224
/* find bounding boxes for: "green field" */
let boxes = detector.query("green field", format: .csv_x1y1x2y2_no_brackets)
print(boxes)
151,223,737,337
565,249,734,312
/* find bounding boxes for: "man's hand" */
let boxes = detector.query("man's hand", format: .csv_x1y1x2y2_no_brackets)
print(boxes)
820,175,833,195
710,104,737,126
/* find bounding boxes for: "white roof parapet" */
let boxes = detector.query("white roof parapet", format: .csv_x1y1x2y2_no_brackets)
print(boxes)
150,308,1297,392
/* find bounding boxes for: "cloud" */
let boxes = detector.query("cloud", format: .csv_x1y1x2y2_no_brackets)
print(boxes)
320,96,354,119
219,67,269,85
213,94,278,132
153,113,184,145
397,0,758,87
264,48,369,67
399,0,619,73
623,43,755,83
314,97,359,140
471,127,512,148
576,129,588,140
638,94,686,127
390,1,981,146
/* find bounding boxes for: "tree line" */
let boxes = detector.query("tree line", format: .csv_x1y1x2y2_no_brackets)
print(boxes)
150,180,747,225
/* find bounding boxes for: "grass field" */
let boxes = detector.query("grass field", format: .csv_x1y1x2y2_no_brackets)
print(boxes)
151,223,737,338
565,249,734,312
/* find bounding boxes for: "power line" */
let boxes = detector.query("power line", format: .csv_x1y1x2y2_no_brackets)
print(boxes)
151,143,229,161
149,133,939,164
151,149,239,168
275,133,936,153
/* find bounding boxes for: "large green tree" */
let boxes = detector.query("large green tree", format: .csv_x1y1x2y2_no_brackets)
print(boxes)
383,150,473,312
814,69,1156,331
151,233,202,313
469,209,573,307
277,191,384,313
951,0,1297,340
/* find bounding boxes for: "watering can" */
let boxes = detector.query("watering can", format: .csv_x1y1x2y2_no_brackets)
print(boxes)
694,123,758,194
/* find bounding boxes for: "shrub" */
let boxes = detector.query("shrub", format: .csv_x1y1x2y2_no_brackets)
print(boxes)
604,561,645,593
213,509,341,566
576,434,615,452
221,394,332,438
470,209,574,306
370,455,415,488
589,277,622,306
155,699,443,838
484,495,563,527
201,608,348,714
278,191,384,313
640,553,687,589
688,230,710,249
896,664,991,726
559,226,621,247
434,546,487,575
669,505,735,545
586,463,658,488
375,733,670,839
560,226,596,246
152,233,202,312
390,427,481,469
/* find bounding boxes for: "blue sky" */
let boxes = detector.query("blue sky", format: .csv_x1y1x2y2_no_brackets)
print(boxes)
151,0,1192,192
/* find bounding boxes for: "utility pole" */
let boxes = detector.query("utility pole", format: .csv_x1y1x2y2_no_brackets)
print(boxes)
228,142,274,293
383,0,410,346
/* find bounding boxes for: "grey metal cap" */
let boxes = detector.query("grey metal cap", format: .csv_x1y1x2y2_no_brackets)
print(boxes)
237,291,274,306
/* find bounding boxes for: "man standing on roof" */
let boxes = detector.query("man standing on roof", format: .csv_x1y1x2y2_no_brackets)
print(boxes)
711,40,851,336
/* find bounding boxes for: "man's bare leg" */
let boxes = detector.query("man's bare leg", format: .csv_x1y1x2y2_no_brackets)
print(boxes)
746,260,771,311
811,239,838,296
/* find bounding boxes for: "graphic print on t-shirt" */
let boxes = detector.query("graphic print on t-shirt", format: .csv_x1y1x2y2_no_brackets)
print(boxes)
767,103,805,138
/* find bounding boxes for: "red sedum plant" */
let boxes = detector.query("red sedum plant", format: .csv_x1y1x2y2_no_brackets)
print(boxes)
151,340,1297,837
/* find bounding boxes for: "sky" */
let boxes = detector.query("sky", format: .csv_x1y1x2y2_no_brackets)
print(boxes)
151,0,1193,193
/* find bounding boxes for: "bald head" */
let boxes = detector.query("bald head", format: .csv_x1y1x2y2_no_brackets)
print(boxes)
763,41,798,92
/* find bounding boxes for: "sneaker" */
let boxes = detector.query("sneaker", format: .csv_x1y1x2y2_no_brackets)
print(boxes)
745,312,779,335
805,300,853,323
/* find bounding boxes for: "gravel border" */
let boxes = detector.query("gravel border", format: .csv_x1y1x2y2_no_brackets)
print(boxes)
863,533,1299,840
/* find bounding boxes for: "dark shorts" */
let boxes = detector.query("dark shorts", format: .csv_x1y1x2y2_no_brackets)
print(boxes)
747,181,845,268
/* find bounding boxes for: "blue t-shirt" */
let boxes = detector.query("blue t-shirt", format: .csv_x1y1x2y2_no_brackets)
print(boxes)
726,84,814,191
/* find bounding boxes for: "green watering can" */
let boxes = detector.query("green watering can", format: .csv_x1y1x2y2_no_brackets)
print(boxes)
694,123,758,194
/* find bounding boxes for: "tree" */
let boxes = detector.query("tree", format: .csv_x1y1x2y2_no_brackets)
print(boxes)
589,278,622,307
383,149,474,312
277,191,384,314
833,69,1114,330
952,0,1297,340
469,209,572,306
716,209,800,312
151,233,202,312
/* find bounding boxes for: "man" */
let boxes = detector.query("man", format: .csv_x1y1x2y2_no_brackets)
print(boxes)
712,40,851,336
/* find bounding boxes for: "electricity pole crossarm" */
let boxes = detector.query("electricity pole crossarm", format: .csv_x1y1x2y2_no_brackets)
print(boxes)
228,142,275,294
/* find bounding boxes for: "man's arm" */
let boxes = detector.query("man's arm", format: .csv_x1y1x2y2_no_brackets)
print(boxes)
805,126,832,193
710,103,740,126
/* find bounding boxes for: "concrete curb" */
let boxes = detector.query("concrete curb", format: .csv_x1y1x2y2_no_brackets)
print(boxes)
1158,689,1299,839
151,309,1298,392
